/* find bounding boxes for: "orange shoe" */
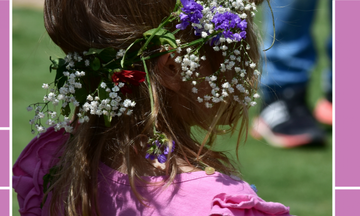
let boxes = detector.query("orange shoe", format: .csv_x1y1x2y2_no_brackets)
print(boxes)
314,98,332,126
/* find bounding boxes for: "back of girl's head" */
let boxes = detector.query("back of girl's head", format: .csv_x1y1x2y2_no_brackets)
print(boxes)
42,0,264,215
45,0,175,52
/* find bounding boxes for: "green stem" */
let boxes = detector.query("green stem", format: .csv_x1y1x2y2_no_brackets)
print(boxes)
139,16,177,56
142,57,156,134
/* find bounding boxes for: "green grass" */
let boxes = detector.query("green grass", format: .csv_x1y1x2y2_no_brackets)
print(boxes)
12,2,332,216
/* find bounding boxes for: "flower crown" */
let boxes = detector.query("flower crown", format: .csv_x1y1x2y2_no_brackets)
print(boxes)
27,0,260,163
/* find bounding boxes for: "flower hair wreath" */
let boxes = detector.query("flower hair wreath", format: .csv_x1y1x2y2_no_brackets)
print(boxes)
28,0,260,164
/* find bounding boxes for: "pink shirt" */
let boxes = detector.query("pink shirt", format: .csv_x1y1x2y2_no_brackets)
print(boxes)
13,128,292,216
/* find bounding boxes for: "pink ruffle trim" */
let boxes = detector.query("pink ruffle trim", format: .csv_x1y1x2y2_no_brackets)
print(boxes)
210,193,292,216
13,128,68,216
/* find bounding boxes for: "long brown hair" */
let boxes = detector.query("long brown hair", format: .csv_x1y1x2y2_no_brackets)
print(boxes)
43,0,263,215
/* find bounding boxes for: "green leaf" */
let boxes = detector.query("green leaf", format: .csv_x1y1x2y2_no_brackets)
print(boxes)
143,29,177,48
61,104,71,116
85,48,106,56
51,58,65,73
97,48,118,63
161,32,177,48
74,85,88,104
91,57,101,71
143,28,168,38
49,57,66,71
56,76,67,91
98,85,108,100
104,115,112,127
54,58,67,88
147,146,155,153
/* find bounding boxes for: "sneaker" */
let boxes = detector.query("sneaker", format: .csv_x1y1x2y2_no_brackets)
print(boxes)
314,98,332,126
251,87,326,148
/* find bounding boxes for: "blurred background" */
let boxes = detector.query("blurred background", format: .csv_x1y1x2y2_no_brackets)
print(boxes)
12,1,332,215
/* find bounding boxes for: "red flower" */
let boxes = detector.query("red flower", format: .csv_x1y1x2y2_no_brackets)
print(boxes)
112,70,146,94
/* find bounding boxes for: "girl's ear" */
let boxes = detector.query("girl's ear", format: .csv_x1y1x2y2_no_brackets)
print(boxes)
156,53,182,92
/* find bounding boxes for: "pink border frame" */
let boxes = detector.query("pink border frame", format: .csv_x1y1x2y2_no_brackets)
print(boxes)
7,0,360,215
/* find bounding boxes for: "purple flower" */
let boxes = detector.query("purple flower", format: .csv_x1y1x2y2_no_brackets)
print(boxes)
194,28,203,37
212,12,238,31
164,141,175,155
233,31,247,41
209,34,221,46
176,0,203,30
145,153,155,160
157,154,167,163
211,11,247,41
176,22,189,30
153,140,161,147
238,19,247,31
223,30,234,39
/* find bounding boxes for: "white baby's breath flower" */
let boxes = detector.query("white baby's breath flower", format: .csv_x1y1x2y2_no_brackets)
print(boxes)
205,102,213,108
201,31,208,38
52,99,59,106
112,86,120,92
175,56,182,63
222,82,230,89
57,94,65,100
42,83,49,89
36,125,45,133
116,49,126,59
50,112,57,118
123,99,132,108
38,112,45,119
83,116,90,122
100,82,107,89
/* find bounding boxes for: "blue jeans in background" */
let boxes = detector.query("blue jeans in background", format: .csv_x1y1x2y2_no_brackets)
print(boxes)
261,0,332,102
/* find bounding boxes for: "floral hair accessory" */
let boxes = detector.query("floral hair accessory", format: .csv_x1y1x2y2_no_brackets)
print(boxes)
146,132,175,163
28,0,261,156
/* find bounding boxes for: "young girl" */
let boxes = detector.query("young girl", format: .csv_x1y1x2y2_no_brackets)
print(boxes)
13,0,292,215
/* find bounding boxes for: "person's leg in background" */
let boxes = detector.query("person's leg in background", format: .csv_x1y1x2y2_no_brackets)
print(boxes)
314,0,333,125
251,0,326,147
